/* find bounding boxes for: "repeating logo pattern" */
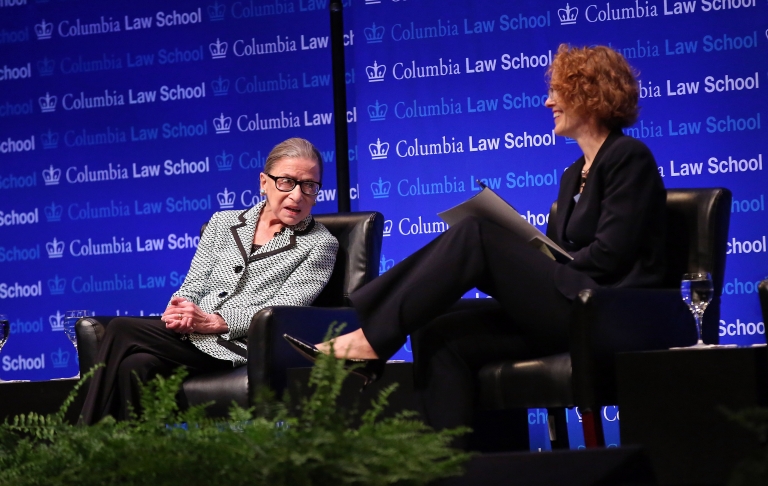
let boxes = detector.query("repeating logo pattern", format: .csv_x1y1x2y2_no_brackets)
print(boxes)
0,0,341,383
352,0,768,359
1,0,766,387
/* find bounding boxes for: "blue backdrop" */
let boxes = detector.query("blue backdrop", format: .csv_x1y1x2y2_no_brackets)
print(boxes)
1,0,357,380
351,0,768,360
1,0,766,451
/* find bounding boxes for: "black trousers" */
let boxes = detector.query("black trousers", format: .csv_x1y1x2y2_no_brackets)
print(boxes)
350,217,595,432
79,317,232,425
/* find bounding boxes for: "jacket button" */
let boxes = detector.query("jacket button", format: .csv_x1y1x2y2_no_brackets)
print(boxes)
234,265,243,273
218,291,228,298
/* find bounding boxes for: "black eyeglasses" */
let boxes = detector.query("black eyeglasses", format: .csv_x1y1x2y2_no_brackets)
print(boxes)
265,173,322,196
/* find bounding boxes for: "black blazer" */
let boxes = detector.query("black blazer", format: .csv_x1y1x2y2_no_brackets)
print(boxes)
551,131,667,300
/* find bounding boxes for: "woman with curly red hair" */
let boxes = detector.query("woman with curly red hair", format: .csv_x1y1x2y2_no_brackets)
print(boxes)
286,45,665,440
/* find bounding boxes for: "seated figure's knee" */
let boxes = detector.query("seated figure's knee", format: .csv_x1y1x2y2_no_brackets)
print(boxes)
105,317,133,338
117,353,159,383
106,317,155,340
451,215,483,233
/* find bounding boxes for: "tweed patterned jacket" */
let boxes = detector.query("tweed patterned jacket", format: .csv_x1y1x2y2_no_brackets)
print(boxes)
170,201,338,365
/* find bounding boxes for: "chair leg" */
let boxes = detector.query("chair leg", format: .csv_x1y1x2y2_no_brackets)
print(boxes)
547,408,570,450
581,408,605,448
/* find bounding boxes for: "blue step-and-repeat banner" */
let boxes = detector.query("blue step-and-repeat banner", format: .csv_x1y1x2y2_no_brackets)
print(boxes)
0,0,357,380
352,0,768,361
1,0,766,450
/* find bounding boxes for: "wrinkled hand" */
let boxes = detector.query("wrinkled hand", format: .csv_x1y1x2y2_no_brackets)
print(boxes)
162,297,228,335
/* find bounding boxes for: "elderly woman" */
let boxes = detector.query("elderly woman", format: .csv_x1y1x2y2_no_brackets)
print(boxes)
81,137,338,424
285,45,666,433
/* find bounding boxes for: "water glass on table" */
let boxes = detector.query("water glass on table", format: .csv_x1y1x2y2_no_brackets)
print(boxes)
681,272,714,348
0,314,8,355
64,310,89,354
0,314,9,383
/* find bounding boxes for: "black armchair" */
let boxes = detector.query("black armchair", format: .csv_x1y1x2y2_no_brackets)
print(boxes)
76,211,383,417
475,188,732,448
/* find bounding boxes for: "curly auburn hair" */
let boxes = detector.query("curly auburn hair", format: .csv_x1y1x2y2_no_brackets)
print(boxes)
546,44,639,130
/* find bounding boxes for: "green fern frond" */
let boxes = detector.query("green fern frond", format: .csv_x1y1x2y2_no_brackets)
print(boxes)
0,323,470,486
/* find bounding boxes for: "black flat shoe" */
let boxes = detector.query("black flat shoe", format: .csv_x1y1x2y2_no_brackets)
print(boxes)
283,334,386,388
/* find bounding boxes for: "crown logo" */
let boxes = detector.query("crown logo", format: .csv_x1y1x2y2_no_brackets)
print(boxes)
383,219,392,237
37,57,55,76
41,164,61,186
48,274,66,295
364,23,385,43
209,38,228,59
211,76,230,96
368,138,389,160
366,61,386,82
41,129,59,149
217,188,236,209
208,1,226,21
213,113,232,134
35,19,53,40
558,3,578,25
367,100,388,122
44,202,63,222
39,92,57,113
46,237,65,258
49,311,64,331
42,165,61,185
370,177,391,198
216,150,233,171
51,348,70,368
379,255,394,274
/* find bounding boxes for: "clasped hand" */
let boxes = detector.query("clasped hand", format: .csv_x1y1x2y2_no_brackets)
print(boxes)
162,297,228,334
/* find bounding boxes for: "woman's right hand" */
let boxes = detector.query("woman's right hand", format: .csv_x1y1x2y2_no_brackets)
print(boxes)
163,297,228,334
163,297,197,334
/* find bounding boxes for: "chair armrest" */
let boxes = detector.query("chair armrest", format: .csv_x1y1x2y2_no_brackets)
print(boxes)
569,288,697,408
75,316,116,377
75,316,164,378
246,306,361,397
759,280,768,330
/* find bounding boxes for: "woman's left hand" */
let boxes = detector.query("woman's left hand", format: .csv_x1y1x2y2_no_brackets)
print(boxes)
162,297,229,334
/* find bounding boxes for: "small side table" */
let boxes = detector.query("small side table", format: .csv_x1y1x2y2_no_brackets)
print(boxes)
617,346,768,485
0,378,84,424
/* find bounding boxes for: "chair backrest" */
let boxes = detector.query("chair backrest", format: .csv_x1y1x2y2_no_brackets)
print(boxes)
200,211,383,308
546,188,731,290
311,212,384,307
663,188,731,292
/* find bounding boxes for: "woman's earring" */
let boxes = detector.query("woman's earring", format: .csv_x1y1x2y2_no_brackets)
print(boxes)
260,189,266,196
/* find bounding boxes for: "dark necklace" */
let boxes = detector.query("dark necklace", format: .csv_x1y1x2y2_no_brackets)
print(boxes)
579,167,590,193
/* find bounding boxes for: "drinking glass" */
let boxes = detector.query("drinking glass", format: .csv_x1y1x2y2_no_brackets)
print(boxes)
64,310,89,353
0,314,9,383
681,273,714,348
0,314,8,355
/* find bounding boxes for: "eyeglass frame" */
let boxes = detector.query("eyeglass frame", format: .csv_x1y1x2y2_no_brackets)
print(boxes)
265,173,323,196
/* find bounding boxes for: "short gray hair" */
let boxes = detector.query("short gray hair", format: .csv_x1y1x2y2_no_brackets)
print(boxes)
264,138,323,181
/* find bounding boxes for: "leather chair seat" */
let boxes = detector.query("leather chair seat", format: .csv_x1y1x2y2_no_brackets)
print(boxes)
479,353,573,410
183,366,248,417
